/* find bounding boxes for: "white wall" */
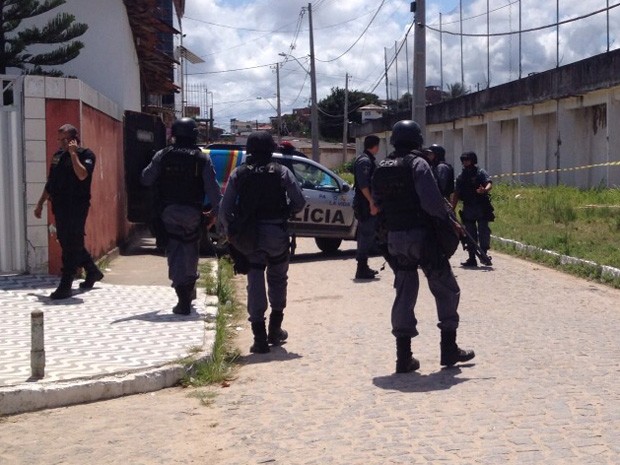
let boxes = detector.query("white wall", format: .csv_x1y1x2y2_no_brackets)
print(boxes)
8,0,141,112
426,87,620,188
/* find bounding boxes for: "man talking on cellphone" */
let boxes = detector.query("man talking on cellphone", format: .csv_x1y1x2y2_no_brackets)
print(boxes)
34,123,104,299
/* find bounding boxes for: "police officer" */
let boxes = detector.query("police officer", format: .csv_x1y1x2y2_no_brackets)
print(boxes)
141,117,222,315
451,151,494,267
353,135,381,280
34,124,104,299
425,144,455,200
219,131,306,354
372,120,475,373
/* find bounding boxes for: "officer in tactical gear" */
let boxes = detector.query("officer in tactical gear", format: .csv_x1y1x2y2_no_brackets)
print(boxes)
353,135,381,280
141,117,222,315
451,151,494,267
219,131,306,354
425,144,455,200
372,120,475,373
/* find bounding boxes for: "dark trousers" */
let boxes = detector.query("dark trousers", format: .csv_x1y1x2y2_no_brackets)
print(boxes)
463,219,491,256
387,229,461,338
53,205,96,277
356,215,378,261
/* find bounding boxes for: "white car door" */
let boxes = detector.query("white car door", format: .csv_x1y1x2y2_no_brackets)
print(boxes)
286,158,355,238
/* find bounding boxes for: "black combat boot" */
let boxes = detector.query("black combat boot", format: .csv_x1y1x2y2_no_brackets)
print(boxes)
267,311,288,345
50,274,74,300
440,330,475,367
460,255,478,267
79,262,104,289
395,337,420,373
250,321,270,354
172,284,193,315
355,259,378,280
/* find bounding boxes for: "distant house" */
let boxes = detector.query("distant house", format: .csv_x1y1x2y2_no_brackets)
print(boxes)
358,104,386,123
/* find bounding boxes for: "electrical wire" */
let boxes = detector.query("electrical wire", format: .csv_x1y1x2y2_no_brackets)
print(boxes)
186,62,277,75
427,3,620,38
315,0,386,63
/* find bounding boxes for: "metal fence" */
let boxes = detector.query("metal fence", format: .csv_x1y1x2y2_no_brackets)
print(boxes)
0,76,26,274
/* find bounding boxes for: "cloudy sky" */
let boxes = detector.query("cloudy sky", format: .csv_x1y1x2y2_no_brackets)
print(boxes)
181,1,619,131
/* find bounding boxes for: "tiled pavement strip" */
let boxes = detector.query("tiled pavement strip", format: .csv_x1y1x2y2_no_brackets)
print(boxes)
0,263,218,415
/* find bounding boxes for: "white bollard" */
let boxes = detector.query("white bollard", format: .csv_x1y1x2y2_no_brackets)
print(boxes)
31,309,45,379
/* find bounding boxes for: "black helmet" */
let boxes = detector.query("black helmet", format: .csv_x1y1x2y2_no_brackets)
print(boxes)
246,131,277,156
171,117,198,140
389,120,423,150
429,144,446,161
460,151,478,164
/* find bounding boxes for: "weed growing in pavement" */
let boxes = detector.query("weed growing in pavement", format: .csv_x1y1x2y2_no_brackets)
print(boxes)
181,258,242,388
187,390,218,407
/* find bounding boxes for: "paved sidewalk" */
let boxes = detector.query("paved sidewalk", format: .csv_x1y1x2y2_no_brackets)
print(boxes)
0,234,218,415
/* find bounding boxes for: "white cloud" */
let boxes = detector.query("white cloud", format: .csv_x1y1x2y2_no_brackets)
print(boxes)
182,0,620,130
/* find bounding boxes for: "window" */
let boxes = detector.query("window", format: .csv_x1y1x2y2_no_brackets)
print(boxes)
290,160,339,192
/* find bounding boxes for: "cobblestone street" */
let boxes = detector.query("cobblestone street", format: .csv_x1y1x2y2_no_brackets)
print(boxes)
1,238,618,464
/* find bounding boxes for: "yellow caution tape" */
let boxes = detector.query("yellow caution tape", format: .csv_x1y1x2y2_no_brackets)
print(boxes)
491,160,620,178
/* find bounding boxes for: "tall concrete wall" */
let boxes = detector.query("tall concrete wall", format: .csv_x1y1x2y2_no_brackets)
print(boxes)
427,90,620,188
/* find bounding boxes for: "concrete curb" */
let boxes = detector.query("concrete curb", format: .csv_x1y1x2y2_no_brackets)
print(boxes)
0,329,216,416
492,235,620,280
0,257,221,416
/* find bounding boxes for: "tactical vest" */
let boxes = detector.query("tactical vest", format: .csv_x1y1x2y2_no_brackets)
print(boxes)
459,166,484,203
158,146,206,208
436,161,455,197
236,162,288,221
372,152,426,231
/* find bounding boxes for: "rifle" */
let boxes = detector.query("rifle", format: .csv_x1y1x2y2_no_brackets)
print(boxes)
443,199,493,266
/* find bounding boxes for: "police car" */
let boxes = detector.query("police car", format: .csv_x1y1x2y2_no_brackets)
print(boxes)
204,148,358,253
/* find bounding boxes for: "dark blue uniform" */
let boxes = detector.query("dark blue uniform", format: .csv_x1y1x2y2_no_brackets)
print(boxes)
353,150,378,264
141,145,222,290
220,161,305,324
455,166,493,257
46,147,98,280
373,151,461,339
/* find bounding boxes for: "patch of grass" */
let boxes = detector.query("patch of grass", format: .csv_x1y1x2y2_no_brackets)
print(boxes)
491,184,620,287
181,257,243,388
187,389,218,407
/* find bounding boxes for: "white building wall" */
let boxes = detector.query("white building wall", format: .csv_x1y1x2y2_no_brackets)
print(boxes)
9,0,141,112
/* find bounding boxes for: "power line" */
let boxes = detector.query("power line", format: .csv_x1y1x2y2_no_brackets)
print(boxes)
186,62,276,75
427,3,620,38
315,0,387,63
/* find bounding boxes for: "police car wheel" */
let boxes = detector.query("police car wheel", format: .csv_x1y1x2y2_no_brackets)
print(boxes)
315,238,342,254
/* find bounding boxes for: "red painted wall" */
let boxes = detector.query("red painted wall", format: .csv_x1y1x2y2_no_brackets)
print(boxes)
45,100,130,275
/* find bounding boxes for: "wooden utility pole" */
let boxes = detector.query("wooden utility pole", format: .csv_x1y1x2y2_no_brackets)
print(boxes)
343,73,349,162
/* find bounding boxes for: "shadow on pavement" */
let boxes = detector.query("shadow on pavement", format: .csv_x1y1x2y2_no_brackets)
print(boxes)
290,249,356,264
30,293,86,306
373,365,476,393
111,310,206,323
238,345,303,365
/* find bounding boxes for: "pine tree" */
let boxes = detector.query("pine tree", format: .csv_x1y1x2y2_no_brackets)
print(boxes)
0,0,88,75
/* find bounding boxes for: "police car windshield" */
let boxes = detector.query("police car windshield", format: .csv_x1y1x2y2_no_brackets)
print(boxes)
290,160,339,192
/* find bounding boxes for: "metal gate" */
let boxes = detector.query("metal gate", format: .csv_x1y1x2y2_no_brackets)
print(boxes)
124,111,166,223
0,76,26,274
